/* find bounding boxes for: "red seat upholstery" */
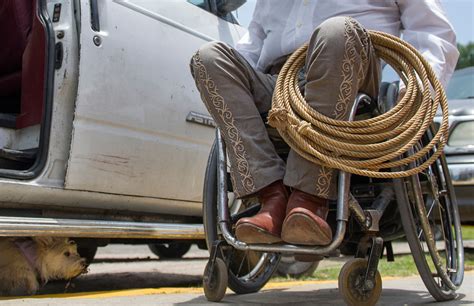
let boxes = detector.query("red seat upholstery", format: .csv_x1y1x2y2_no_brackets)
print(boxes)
0,0,33,112
16,1,46,128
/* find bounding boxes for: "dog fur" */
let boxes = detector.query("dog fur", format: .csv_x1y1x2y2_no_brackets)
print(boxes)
0,237,87,296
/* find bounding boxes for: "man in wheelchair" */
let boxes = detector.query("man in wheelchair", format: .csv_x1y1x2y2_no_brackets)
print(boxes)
190,1,458,247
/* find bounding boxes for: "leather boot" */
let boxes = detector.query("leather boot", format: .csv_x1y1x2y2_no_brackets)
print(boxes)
235,180,289,244
281,189,332,246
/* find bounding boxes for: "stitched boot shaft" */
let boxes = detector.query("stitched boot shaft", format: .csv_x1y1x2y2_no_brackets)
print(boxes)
235,180,289,244
281,189,332,246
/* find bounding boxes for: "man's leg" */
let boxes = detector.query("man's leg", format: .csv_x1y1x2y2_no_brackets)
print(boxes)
282,16,381,245
190,42,288,243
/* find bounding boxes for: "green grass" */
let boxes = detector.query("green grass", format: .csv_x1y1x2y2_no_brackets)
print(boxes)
462,225,474,240
273,252,474,282
271,226,474,282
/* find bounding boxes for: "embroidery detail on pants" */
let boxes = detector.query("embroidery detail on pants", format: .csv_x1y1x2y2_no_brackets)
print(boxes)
191,51,256,195
317,17,371,199
315,166,332,198
348,18,370,85
333,18,358,120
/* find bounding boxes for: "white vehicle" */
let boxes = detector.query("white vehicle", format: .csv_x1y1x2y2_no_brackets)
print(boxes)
0,0,246,257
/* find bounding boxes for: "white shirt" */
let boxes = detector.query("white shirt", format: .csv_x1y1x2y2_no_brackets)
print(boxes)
236,0,459,87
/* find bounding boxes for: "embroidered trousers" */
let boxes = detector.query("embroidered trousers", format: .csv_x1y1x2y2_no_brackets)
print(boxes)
190,17,380,199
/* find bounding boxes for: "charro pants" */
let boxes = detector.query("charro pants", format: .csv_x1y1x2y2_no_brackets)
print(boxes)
190,17,380,200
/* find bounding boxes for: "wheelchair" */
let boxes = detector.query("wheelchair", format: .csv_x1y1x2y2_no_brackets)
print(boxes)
202,82,464,305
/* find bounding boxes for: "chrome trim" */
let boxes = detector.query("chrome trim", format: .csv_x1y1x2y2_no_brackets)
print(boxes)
186,111,216,128
114,0,214,42
448,163,474,186
0,216,204,239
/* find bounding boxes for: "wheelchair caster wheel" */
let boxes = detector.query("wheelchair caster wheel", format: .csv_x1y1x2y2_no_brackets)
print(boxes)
338,258,382,306
203,257,228,302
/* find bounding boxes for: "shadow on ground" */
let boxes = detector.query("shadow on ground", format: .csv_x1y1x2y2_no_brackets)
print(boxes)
37,271,202,295
178,288,468,305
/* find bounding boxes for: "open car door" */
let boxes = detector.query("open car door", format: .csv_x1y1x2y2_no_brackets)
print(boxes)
65,0,244,202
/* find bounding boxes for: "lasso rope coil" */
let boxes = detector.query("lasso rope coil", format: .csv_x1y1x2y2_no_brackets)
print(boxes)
268,30,449,178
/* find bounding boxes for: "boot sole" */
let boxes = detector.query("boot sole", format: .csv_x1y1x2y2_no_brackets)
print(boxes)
235,223,282,244
281,213,331,246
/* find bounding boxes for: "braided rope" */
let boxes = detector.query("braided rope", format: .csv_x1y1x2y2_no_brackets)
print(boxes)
268,30,449,178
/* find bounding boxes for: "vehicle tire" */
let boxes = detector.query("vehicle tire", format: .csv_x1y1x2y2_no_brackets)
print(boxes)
338,258,382,306
77,245,98,265
203,138,280,295
394,129,464,301
276,255,319,278
148,242,192,259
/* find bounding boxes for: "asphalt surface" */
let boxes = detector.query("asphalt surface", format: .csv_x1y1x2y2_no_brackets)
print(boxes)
0,244,472,305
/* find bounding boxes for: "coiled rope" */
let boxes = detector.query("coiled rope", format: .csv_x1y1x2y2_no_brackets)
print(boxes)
268,30,449,178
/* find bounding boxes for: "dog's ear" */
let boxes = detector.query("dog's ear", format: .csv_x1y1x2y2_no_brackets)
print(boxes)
33,236,55,247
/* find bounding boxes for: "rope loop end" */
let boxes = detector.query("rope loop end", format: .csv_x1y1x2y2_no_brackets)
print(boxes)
268,108,289,131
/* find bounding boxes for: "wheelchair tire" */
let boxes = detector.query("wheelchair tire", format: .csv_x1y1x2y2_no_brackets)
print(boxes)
395,129,464,301
203,257,228,302
338,258,382,306
203,139,280,295
77,245,98,265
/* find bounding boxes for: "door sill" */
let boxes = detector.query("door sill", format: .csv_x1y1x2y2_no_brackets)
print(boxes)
0,216,205,240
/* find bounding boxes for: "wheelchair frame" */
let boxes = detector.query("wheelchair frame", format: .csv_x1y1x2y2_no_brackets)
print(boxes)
214,94,383,255
203,87,464,305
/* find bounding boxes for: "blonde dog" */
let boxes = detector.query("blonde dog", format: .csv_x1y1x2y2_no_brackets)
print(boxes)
0,237,88,296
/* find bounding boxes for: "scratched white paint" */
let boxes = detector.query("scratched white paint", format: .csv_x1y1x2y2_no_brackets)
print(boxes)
0,0,243,217
65,0,245,203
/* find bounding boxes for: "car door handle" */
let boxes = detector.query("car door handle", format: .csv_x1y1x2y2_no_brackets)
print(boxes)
90,0,100,31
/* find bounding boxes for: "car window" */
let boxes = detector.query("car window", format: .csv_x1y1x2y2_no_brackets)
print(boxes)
448,121,474,147
446,67,474,100
187,0,240,24
233,0,256,27
188,0,209,10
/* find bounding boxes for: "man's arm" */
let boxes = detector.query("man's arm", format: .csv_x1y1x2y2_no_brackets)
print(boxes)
397,0,459,88
234,1,266,68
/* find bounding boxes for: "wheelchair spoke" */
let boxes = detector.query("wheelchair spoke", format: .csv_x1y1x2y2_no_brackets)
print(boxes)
438,210,450,268
242,253,269,280
235,250,248,277
426,199,437,219
417,198,436,239
418,228,424,240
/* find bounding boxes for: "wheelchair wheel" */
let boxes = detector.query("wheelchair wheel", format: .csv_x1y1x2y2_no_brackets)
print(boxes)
395,129,464,301
203,140,281,294
276,255,320,279
203,257,228,302
338,258,382,306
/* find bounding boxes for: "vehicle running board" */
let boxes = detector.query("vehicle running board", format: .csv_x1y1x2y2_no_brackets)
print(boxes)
0,216,205,240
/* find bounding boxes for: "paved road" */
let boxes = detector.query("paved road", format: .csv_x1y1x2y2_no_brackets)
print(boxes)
0,244,472,305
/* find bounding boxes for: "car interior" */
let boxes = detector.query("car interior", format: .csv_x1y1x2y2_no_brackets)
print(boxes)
0,0,46,170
